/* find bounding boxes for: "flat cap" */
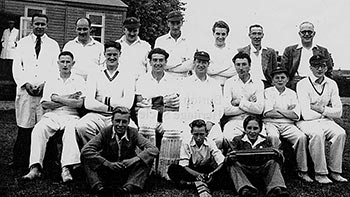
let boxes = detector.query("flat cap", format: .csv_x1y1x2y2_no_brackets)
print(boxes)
309,55,327,65
194,51,210,61
167,10,184,21
123,17,141,29
271,66,288,77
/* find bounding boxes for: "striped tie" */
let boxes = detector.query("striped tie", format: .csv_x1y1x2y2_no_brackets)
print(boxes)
35,36,41,59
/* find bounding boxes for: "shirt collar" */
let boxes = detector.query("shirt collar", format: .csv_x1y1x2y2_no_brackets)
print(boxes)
30,33,47,41
119,35,141,45
150,71,168,82
112,127,129,141
190,137,209,147
73,36,98,46
297,42,318,50
250,44,267,53
272,86,287,95
165,32,186,42
309,74,328,85
241,134,266,148
191,73,210,83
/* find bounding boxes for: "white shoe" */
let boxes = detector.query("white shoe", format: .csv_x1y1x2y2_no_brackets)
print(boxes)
315,175,332,184
22,166,42,180
61,167,73,183
330,173,348,182
297,172,313,182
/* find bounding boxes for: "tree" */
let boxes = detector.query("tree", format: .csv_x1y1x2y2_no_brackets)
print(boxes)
122,0,186,47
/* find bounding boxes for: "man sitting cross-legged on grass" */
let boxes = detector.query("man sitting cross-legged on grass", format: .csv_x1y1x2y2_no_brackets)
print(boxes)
22,51,86,182
80,106,159,196
263,66,311,182
226,115,289,197
167,119,225,196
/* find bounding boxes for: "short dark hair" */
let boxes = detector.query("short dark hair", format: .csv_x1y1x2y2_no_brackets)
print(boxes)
104,41,121,52
112,106,131,120
32,13,49,24
243,115,263,132
58,51,74,60
148,48,169,60
189,119,207,133
232,52,251,65
212,20,230,34
249,24,263,32
75,17,92,27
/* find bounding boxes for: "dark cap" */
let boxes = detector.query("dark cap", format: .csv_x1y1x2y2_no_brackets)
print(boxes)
167,10,184,22
309,55,327,66
271,66,288,77
123,17,141,29
194,51,210,61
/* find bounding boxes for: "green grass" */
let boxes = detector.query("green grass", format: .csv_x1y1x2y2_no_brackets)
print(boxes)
1,109,350,197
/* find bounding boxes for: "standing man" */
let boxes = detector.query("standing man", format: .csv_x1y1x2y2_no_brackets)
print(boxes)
22,51,85,182
238,24,277,88
223,52,264,141
116,17,151,80
180,51,224,149
63,17,104,80
155,10,194,80
81,106,159,195
204,20,236,89
1,20,19,65
282,21,333,90
296,55,347,184
75,41,135,148
12,13,60,168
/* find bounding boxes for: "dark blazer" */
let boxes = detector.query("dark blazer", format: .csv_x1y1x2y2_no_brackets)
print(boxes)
238,45,278,86
81,125,159,170
281,44,333,89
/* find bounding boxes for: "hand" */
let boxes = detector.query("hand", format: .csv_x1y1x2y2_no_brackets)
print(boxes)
68,91,82,100
206,121,214,131
206,172,214,183
225,151,237,164
23,83,36,96
287,104,296,110
248,94,257,102
106,161,125,171
121,157,140,168
231,97,241,106
196,173,207,182
32,83,44,96
310,103,325,114
137,98,152,108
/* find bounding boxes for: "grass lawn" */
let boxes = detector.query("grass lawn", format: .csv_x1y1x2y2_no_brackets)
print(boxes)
1,108,350,197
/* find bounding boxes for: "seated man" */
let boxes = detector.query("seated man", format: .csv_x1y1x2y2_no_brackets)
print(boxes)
296,55,347,184
75,41,135,148
263,66,311,182
167,119,225,195
226,115,289,197
180,51,224,149
80,106,159,195
22,51,85,182
135,47,180,148
223,52,264,141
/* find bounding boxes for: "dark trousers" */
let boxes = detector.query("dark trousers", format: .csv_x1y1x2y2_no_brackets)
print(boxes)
12,126,32,168
84,160,151,191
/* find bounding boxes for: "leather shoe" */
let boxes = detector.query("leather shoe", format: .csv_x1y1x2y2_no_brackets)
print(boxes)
240,186,257,197
268,187,289,197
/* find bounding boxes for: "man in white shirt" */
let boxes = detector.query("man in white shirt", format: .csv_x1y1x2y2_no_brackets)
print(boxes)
223,52,264,141
63,17,105,80
204,20,236,89
75,41,135,148
11,13,60,168
297,55,347,184
116,17,151,80
1,20,19,60
154,10,193,80
238,24,278,88
22,51,85,182
282,22,333,90
180,51,224,149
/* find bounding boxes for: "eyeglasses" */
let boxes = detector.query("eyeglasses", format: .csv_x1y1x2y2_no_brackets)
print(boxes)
300,30,313,35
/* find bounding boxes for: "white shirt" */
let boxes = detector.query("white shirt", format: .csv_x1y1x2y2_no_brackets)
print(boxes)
263,86,300,123
296,43,317,77
297,76,342,121
155,32,194,75
116,35,151,79
223,75,264,120
12,33,60,89
179,137,224,167
180,74,224,124
41,73,86,116
1,27,19,59
63,37,105,80
250,44,268,81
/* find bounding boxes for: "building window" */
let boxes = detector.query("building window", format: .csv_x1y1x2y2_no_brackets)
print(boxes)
87,12,105,43
20,6,46,38
25,6,46,17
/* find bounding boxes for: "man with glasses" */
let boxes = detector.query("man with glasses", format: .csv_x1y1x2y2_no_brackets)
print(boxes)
296,55,347,184
116,17,151,80
155,10,194,81
238,24,278,88
63,17,105,80
282,21,333,90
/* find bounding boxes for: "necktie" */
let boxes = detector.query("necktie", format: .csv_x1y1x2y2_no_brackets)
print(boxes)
35,36,41,59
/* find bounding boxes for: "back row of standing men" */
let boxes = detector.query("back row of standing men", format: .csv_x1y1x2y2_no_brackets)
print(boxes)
10,10,346,194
